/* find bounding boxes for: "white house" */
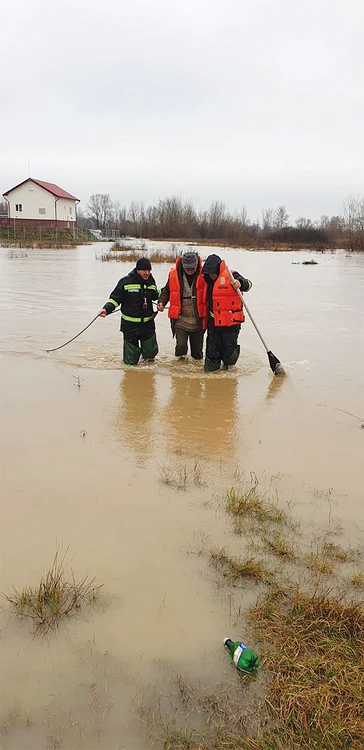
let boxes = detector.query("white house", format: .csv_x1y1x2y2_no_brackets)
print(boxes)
2,178,79,227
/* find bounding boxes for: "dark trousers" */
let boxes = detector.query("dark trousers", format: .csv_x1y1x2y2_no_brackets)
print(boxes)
175,327,204,359
121,320,158,365
204,323,240,371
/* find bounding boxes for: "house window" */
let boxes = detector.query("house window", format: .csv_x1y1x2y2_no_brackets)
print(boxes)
15,204,22,212
39,208,46,215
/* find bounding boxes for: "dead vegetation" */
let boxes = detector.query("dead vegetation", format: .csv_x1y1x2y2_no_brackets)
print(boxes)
99,239,179,263
305,538,360,575
158,460,205,491
3,548,102,635
351,571,364,588
99,248,179,263
142,482,364,750
208,548,273,585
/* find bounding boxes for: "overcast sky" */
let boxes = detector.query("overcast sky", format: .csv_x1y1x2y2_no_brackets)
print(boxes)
1,0,363,221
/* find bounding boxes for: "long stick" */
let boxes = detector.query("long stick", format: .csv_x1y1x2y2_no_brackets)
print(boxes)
46,308,119,353
226,267,285,375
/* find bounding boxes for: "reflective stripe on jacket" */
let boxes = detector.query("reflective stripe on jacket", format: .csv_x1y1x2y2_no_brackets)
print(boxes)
168,257,208,329
103,268,159,325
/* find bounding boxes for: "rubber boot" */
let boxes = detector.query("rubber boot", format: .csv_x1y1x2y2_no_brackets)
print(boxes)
141,333,158,361
222,345,240,367
204,357,221,372
123,339,142,366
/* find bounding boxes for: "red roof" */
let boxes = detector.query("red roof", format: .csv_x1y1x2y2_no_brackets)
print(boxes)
3,178,79,201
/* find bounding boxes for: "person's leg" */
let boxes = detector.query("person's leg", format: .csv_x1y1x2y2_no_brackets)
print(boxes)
204,326,222,371
123,331,142,365
221,326,240,367
189,329,204,360
140,321,159,360
174,328,189,357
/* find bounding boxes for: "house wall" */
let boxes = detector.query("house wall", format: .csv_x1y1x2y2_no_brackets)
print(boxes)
56,198,76,222
5,180,77,222
7,182,56,220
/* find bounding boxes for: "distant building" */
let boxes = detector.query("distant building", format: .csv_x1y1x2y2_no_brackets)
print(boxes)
1,178,79,227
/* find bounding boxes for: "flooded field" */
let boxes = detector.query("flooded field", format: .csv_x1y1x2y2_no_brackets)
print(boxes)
0,241,363,749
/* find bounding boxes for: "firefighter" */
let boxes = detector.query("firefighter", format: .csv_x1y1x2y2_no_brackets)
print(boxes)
201,254,252,372
98,257,159,365
157,251,206,360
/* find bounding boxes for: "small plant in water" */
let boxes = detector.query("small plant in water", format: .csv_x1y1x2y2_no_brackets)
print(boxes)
3,548,102,634
73,374,84,389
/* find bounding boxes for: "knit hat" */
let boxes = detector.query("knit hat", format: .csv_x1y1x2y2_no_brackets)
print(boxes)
182,251,198,269
136,257,151,270
201,254,221,275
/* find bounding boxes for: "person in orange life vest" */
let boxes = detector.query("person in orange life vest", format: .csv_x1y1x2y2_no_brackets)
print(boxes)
201,254,252,372
157,252,206,360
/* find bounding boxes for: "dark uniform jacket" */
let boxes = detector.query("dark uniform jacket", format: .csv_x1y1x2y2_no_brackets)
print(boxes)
103,268,159,328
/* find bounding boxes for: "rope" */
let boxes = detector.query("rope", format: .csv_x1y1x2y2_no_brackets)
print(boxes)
46,308,119,353
45,301,170,353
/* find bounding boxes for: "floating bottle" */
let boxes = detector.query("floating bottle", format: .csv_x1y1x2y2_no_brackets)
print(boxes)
223,637,259,673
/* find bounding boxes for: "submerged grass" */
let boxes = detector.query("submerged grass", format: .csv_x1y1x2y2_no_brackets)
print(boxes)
3,548,102,635
143,482,364,750
209,547,272,585
226,486,286,526
262,531,296,560
99,247,178,263
305,538,361,575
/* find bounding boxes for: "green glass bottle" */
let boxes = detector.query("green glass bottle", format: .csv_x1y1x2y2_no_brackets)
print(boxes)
223,637,259,673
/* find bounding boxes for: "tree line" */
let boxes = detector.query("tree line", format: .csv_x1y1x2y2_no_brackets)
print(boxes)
2,193,363,249
78,194,364,250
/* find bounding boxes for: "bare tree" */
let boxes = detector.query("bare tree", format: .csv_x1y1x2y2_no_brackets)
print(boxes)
274,205,289,229
0,199,8,217
343,194,364,250
87,194,113,230
261,207,274,231
295,216,313,230
239,205,249,227
128,201,143,237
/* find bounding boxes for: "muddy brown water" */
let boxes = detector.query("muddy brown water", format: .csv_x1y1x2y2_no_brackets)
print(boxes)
0,241,363,749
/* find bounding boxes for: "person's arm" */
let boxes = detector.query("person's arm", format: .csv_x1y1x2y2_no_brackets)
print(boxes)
148,276,160,301
231,271,252,293
157,278,171,311
98,279,125,317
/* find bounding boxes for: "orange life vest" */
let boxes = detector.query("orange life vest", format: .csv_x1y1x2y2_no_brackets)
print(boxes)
168,257,208,328
211,260,245,327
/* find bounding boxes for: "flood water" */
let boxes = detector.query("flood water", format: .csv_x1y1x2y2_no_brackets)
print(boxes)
0,241,363,749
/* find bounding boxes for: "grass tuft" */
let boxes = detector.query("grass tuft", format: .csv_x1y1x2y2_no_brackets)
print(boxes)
351,571,364,589
3,548,102,635
158,462,189,491
99,246,178,263
209,547,272,585
262,532,296,560
305,538,361,576
226,487,285,525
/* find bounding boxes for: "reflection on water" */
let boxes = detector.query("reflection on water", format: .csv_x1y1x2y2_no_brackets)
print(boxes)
114,368,157,466
266,372,287,401
163,374,240,462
